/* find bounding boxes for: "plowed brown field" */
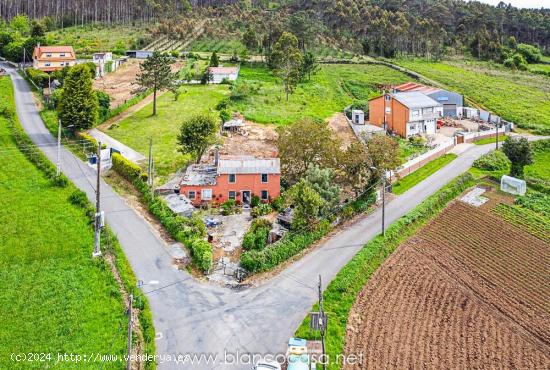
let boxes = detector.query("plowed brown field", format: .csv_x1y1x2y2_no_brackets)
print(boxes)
344,201,550,369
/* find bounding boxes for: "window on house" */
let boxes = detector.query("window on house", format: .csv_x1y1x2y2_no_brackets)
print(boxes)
228,174,236,183
412,110,420,117
228,191,236,200
423,107,433,114
46,53,52,57
384,95,391,101
201,189,212,200
60,53,65,57
385,107,391,114
45,63,51,67
261,174,268,183
261,190,269,200
188,191,196,199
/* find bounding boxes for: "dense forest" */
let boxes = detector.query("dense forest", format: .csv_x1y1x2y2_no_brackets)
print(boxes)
0,0,548,59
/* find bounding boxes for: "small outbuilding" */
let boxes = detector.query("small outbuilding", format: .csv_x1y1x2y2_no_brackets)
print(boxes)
126,50,154,59
208,66,239,84
500,175,527,196
351,109,365,125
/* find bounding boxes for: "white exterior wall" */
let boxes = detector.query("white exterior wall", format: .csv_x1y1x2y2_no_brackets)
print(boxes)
212,72,238,84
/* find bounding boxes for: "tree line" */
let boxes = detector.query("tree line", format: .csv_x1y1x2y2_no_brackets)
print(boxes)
1,0,548,58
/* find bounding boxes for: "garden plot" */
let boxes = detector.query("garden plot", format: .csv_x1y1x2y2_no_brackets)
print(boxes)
344,201,550,370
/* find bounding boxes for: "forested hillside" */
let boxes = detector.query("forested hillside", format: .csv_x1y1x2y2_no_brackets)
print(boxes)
0,0,548,58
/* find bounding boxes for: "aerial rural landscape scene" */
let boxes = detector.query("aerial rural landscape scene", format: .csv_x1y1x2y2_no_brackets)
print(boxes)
0,0,548,369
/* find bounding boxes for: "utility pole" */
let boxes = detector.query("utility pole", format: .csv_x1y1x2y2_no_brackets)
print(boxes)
318,275,326,370
151,157,155,198
93,141,102,258
495,122,499,150
381,173,386,236
56,120,61,176
147,137,153,187
126,294,133,370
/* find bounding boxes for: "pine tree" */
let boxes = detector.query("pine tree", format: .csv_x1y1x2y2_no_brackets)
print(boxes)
58,64,99,130
135,52,174,116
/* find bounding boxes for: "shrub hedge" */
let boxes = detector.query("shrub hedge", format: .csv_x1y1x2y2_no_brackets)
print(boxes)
473,150,510,171
294,172,475,370
240,220,331,273
242,218,272,251
111,153,211,272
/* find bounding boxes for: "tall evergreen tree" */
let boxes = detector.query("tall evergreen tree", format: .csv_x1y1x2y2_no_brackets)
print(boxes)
58,64,98,130
135,51,174,116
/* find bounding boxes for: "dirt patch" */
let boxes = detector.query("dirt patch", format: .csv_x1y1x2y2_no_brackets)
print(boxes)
94,59,183,109
94,59,142,108
327,112,357,149
344,201,550,369
217,117,278,158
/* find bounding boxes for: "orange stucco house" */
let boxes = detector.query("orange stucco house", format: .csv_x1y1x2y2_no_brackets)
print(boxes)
179,156,281,206
369,91,443,138
32,45,77,72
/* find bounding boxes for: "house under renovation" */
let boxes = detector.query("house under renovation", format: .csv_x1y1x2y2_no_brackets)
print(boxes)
369,91,443,138
179,155,281,206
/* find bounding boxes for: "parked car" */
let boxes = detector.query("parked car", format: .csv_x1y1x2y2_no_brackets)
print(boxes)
253,359,281,370
0,68,6,76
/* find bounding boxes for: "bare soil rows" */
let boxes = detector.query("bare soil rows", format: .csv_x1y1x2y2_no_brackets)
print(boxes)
344,201,550,370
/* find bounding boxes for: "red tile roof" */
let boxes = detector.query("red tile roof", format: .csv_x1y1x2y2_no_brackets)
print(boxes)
394,82,440,94
208,66,239,74
33,46,76,60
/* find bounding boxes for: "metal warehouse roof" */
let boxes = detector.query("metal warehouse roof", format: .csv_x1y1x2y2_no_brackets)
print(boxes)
392,92,442,109
218,156,280,174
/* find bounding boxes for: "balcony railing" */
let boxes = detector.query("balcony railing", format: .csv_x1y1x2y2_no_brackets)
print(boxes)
410,112,440,121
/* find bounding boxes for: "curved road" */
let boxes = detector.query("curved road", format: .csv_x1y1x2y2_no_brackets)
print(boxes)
5,64,495,369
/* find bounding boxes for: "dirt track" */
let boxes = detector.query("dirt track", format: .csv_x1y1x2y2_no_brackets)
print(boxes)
344,201,550,369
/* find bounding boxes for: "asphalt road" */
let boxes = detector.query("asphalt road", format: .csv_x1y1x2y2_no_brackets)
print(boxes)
5,64,496,369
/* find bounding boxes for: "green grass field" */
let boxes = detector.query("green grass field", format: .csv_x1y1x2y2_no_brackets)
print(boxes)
105,84,230,178
47,24,149,56
473,134,507,145
0,77,128,369
525,140,550,182
189,36,247,54
396,59,550,134
231,63,410,125
393,154,458,195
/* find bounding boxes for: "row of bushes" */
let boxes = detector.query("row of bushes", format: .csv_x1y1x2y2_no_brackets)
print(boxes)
1,100,68,187
472,150,510,171
111,153,212,272
240,191,376,274
240,220,331,273
242,218,272,251
294,172,475,370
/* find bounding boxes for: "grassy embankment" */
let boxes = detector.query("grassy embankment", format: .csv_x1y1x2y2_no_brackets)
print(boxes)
396,59,550,135
0,77,155,368
392,153,458,195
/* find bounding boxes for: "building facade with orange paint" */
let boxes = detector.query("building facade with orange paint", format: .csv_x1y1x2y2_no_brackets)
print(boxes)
369,91,443,138
32,45,76,72
179,156,281,206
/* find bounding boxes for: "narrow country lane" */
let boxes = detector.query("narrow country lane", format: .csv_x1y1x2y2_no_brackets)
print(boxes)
4,63,497,369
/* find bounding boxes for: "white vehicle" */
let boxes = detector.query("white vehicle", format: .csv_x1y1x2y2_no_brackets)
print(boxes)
254,360,281,370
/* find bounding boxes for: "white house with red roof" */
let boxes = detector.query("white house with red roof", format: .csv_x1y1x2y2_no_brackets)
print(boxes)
208,66,240,84
32,45,77,72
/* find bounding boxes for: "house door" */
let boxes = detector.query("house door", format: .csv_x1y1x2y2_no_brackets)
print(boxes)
242,191,251,204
